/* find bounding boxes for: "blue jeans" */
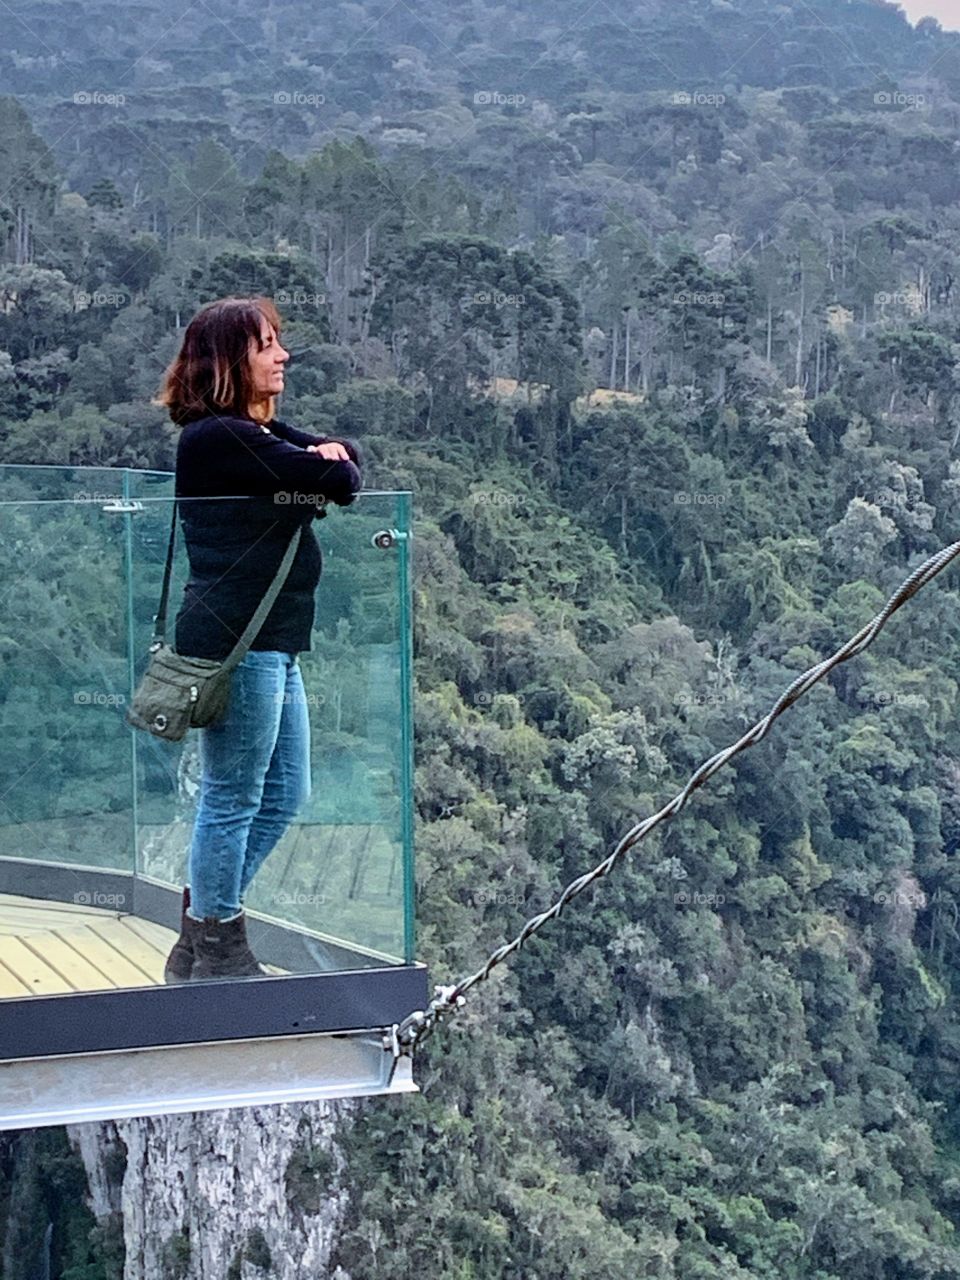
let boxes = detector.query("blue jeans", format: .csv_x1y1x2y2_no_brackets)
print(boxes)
187,651,311,920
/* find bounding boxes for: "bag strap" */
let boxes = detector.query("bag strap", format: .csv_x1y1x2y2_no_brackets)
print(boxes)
151,501,303,670
150,502,179,647
220,522,302,673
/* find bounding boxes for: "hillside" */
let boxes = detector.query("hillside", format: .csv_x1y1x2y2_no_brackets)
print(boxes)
4,0,960,1276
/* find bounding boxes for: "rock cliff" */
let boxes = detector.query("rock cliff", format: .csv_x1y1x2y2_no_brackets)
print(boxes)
68,1101,355,1280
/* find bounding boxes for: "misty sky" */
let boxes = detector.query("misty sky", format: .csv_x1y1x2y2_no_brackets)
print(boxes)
897,0,960,29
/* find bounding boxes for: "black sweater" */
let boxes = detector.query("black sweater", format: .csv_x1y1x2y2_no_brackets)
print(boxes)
173,414,363,659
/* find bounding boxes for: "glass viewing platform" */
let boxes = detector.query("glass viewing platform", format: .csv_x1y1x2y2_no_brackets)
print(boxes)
0,465,425,1128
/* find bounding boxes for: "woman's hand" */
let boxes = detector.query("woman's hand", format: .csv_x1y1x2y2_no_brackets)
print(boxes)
306,441,351,461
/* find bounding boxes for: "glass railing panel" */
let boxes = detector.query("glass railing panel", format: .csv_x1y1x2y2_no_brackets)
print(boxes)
131,491,413,973
0,487,134,876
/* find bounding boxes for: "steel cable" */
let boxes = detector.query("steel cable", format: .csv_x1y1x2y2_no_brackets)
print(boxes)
385,537,960,1060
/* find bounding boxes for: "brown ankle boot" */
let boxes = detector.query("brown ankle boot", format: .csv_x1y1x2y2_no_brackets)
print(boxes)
163,886,198,984
190,910,266,979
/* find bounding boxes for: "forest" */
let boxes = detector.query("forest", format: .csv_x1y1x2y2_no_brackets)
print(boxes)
5,0,960,1275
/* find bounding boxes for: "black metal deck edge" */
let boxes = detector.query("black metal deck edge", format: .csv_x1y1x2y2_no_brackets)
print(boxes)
0,964,429,1062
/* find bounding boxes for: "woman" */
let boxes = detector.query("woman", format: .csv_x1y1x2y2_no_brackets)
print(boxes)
153,295,363,982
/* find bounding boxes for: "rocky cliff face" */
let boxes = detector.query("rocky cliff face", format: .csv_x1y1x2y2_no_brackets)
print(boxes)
68,1101,356,1280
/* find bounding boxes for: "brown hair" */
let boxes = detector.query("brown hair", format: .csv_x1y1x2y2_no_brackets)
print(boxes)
153,296,283,426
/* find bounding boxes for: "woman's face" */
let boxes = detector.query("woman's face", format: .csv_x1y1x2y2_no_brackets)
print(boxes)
248,316,289,403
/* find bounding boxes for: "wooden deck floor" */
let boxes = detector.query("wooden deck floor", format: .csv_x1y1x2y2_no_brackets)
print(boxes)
0,895,282,996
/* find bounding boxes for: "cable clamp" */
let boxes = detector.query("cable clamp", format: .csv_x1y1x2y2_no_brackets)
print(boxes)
382,1023,401,1058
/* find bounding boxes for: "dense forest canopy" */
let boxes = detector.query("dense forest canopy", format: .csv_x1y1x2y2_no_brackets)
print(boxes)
7,0,960,1276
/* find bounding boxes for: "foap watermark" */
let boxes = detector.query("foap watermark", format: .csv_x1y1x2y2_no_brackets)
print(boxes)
874,90,925,111
674,491,726,506
468,290,526,307
73,90,126,107
275,288,326,307
74,690,126,706
875,291,916,307
75,289,128,308
872,887,932,909
858,690,926,711
473,688,544,707
474,90,526,107
74,889,126,907
274,90,325,107
73,490,124,502
672,90,725,107
469,489,525,507
676,688,738,709
867,489,913,510
673,291,725,306
472,888,528,907
674,889,726,906
273,690,326,707
275,491,329,509
275,890,328,907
